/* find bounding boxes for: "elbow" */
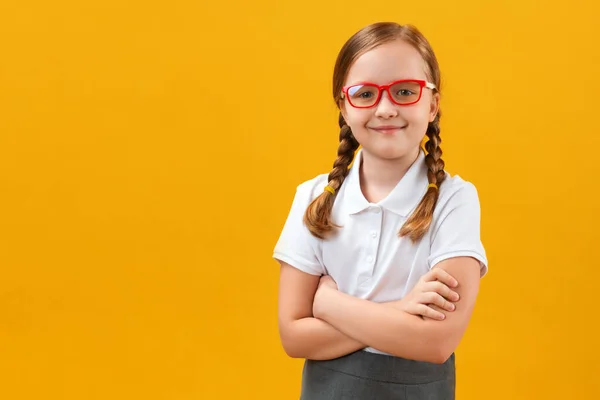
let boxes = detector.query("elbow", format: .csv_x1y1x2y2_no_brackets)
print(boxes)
428,347,454,365
281,340,304,359
427,338,456,365
395,347,451,365
415,323,461,364
399,343,451,365
391,329,455,365
280,329,322,360
283,347,303,359
279,325,305,359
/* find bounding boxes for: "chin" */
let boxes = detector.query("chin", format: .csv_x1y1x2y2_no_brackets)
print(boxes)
364,147,409,161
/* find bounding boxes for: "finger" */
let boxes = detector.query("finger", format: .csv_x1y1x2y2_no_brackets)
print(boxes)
417,304,446,320
434,281,460,301
425,281,460,302
424,292,455,312
428,268,458,288
432,268,459,287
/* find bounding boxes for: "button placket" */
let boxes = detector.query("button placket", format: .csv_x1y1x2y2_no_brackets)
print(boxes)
361,205,382,282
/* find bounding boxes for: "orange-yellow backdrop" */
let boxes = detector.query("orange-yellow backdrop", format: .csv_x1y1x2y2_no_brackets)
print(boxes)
1,0,599,399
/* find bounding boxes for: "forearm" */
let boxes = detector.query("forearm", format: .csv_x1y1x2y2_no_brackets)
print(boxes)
315,289,445,363
281,317,366,360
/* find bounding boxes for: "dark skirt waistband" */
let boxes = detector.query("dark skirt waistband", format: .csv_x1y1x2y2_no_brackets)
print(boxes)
304,350,455,385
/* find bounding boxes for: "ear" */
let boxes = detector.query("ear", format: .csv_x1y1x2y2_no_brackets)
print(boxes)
429,92,440,122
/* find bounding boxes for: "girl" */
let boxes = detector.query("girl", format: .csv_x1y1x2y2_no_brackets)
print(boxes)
273,22,488,399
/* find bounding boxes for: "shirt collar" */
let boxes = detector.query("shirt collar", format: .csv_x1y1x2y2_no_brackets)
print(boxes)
342,148,429,217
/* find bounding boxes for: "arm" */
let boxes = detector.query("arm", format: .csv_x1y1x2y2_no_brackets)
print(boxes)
277,261,366,360
273,180,365,360
314,257,481,364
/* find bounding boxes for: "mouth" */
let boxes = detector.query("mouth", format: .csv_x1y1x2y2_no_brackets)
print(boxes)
369,125,407,134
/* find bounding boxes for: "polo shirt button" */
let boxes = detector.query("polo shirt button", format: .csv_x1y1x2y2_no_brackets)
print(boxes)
371,231,377,238
366,256,373,263
373,207,381,214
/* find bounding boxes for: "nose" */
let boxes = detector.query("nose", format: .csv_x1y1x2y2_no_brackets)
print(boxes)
374,90,398,119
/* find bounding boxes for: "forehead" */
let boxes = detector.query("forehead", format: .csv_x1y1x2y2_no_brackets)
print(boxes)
344,39,428,86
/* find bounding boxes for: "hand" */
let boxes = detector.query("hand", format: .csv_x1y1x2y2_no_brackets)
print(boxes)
313,275,338,318
388,268,460,321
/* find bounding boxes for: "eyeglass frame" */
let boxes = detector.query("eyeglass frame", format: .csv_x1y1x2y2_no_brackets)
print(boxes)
341,79,437,108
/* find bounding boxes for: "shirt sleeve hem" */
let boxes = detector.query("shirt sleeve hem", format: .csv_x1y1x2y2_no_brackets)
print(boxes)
428,251,489,278
273,252,323,276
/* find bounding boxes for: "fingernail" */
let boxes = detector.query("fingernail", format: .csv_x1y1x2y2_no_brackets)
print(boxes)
450,304,455,311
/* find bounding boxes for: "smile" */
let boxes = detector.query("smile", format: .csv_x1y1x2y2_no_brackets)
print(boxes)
369,126,407,134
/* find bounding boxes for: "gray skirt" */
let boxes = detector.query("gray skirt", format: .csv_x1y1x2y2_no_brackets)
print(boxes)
300,350,455,400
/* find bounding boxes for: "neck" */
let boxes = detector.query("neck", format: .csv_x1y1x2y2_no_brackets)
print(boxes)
358,147,421,203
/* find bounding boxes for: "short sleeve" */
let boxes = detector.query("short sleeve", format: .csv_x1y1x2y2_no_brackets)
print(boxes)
273,179,325,276
427,182,489,278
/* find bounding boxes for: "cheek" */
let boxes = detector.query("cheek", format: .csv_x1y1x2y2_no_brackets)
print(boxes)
345,109,371,128
403,105,432,125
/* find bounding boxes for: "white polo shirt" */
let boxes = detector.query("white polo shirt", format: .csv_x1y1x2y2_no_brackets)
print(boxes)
273,148,488,354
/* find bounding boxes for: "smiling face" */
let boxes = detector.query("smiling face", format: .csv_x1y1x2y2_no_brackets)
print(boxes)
339,39,440,161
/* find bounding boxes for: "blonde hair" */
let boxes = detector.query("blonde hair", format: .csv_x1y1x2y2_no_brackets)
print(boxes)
303,22,446,242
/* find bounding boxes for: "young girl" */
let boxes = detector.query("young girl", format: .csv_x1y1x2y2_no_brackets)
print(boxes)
273,22,488,399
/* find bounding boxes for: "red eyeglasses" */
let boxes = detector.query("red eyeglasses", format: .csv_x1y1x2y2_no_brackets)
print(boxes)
341,79,437,108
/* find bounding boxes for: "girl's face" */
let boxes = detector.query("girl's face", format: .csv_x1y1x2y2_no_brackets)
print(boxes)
340,39,439,161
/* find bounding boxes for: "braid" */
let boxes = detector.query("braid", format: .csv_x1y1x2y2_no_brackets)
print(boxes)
399,111,446,242
304,113,359,239
424,114,446,189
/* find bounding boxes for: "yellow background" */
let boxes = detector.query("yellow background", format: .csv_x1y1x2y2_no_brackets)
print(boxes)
1,0,599,398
